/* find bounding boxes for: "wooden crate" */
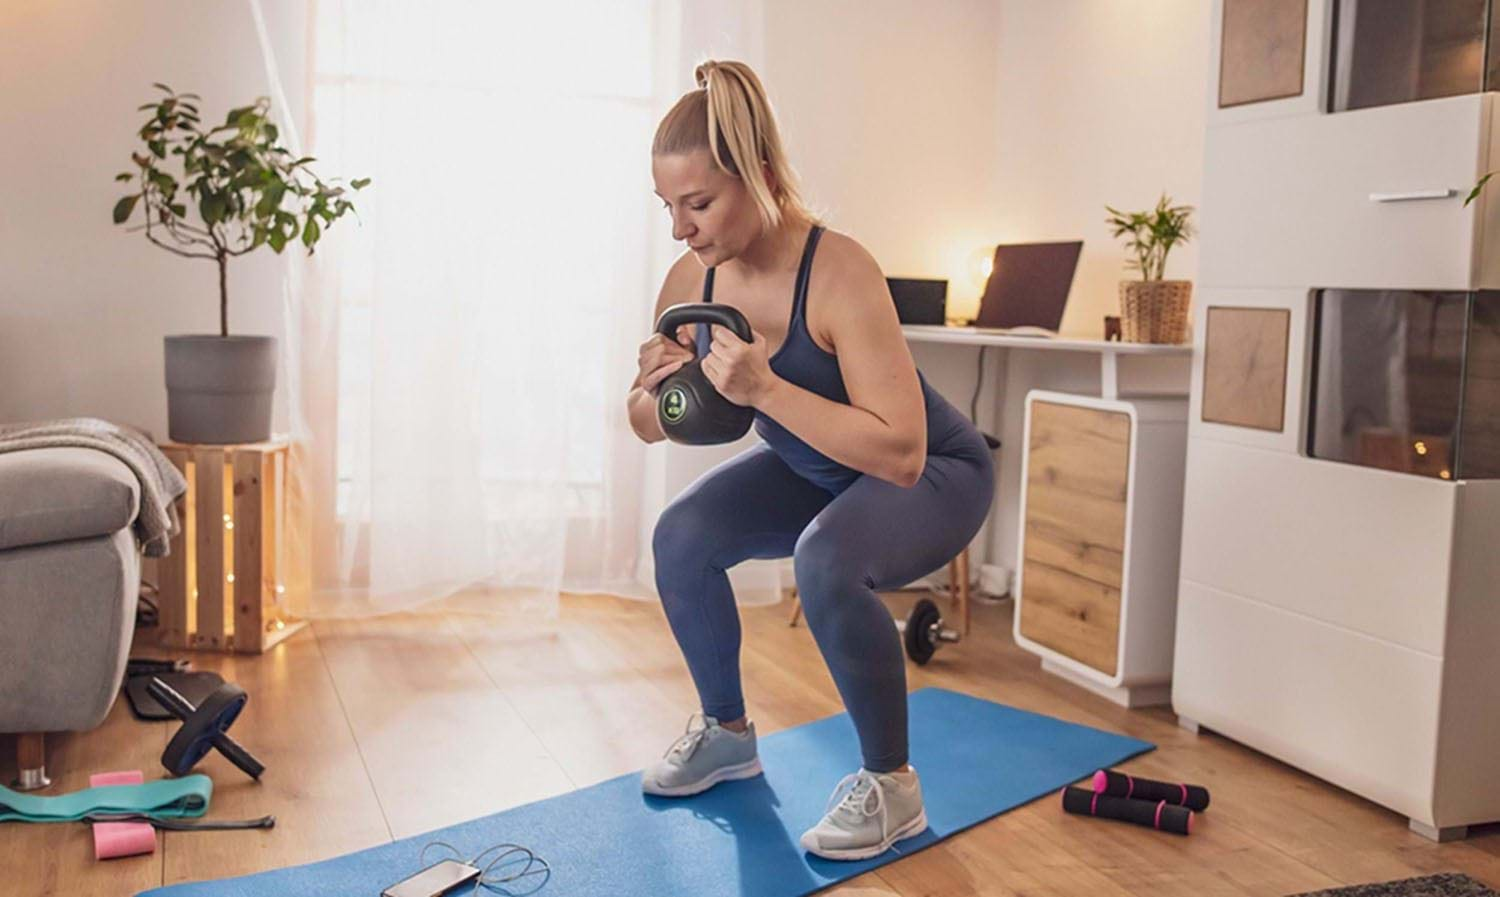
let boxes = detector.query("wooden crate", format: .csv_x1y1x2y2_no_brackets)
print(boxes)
152,438,305,653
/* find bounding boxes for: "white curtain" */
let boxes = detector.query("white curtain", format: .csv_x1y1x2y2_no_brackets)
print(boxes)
251,0,784,618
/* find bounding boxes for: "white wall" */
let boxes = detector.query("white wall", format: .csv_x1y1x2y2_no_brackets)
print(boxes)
0,0,307,436
992,0,1210,338
2,1,1205,425
4,1,1208,592
765,0,1004,312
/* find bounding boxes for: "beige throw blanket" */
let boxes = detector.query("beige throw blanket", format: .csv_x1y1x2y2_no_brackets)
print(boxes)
0,417,188,557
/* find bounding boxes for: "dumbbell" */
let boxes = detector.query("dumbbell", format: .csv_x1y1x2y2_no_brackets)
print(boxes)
146,677,265,780
895,598,963,665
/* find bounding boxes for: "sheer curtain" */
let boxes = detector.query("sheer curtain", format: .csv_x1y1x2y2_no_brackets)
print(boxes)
256,0,783,618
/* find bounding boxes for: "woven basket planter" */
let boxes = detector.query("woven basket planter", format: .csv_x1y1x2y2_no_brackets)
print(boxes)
1119,279,1192,344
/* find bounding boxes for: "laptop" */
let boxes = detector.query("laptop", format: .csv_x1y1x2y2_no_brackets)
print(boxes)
971,240,1083,335
887,277,948,325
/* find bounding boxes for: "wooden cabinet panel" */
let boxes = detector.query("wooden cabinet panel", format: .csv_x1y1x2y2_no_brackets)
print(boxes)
1202,306,1291,431
1019,401,1131,676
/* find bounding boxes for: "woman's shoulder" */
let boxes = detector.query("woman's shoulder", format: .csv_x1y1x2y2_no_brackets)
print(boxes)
809,228,888,311
813,228,882,279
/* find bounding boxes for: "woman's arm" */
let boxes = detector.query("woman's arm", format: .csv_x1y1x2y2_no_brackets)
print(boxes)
704,235,927,487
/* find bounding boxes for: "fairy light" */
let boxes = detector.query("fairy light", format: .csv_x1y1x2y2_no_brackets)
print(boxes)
1414,441,1428,456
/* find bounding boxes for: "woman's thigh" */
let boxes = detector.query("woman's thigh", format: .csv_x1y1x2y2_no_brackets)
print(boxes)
655,443,835,567
796,451,994,588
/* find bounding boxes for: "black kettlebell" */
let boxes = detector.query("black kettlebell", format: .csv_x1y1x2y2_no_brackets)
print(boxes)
653,303,756,445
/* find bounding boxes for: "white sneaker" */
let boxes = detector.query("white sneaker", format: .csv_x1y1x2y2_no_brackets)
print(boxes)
641,713,762,797
799,767,929,861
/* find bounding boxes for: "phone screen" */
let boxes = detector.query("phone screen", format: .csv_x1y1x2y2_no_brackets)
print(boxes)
382,859,482,897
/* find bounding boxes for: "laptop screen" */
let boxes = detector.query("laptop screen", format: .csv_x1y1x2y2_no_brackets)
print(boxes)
972,240,1083,331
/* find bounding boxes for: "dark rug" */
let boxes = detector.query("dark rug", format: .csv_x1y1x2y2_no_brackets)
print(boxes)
1290,873,1499,897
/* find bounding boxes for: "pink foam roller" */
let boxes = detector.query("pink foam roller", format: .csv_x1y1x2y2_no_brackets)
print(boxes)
89,771,155,860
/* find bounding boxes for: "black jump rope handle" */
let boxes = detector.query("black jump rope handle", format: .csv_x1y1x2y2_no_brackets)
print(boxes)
146,677,265,779
1093,769,1210,811
1062,786,1193,835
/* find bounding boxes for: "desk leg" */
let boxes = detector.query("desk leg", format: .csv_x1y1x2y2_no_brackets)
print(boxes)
1100,353,1119,400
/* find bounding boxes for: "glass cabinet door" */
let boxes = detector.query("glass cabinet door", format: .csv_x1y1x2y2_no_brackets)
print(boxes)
1309,289,1500,479
1330,0,1496,112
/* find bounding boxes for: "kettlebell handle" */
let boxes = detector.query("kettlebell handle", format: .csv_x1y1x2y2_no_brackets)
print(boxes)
655,303,754,347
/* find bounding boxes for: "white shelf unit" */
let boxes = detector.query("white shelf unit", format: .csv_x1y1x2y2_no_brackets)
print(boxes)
1174,0,1500,842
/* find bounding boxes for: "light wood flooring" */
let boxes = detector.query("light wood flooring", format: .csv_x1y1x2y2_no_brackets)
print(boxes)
4,590,1499,896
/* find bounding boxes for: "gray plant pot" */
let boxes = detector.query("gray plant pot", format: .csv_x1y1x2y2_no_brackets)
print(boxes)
164,335,277,445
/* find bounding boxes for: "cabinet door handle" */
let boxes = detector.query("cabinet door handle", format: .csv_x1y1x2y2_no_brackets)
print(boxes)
1369,189,1456,203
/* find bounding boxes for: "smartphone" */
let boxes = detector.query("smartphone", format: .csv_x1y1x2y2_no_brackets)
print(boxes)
381,859,482,897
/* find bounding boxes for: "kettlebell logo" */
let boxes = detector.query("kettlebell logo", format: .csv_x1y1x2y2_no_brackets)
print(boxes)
662,387,687,423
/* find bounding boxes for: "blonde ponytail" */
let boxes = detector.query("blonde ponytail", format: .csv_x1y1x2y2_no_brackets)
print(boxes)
653,59,814,232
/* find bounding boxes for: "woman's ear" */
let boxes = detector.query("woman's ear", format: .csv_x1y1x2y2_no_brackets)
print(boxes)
761,160,777,196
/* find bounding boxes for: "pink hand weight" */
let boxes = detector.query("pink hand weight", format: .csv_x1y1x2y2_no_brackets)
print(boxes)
1092,768,1211,811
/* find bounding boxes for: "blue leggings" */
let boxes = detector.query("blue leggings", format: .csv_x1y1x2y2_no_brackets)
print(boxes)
652,439,994,772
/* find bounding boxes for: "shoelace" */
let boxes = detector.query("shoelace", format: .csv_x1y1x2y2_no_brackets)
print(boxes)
664,713,716,763
825,770,888,844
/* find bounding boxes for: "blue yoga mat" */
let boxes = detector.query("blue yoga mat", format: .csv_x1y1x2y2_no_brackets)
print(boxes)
139,688,1152,897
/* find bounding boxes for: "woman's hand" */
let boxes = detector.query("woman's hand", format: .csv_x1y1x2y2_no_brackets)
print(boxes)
637,326,696,396
702,325,780,408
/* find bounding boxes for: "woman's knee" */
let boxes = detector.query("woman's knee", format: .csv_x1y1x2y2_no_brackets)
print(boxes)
792,525,869,609
653,496,722,591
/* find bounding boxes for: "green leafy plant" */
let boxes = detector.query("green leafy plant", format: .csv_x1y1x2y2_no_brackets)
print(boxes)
1465,172,1493,207
1104,193,1195,281
112,83,370,336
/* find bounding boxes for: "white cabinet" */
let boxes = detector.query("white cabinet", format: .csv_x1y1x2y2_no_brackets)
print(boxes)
1200,94,1500,291
1175,0,1500,842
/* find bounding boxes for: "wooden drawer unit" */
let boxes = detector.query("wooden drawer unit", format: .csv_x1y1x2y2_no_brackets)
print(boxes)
1015,392,1188,706
1017,399,1130,675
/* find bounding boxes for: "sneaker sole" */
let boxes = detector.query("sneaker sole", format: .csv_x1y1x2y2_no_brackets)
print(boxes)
642,756,763,797
804,808,929,861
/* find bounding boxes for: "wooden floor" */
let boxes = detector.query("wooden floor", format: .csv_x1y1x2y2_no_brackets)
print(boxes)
5,590,1499,897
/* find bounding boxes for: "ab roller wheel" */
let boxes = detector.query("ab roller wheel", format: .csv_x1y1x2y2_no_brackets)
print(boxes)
147,677,266,779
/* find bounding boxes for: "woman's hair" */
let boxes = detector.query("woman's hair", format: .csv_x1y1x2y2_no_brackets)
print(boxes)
653,59,815,232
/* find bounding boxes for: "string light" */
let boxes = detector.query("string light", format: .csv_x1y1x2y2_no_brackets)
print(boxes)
1414,441,1428,456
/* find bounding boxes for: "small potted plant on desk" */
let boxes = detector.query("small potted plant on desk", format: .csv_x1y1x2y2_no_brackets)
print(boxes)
1104,193,1194,344
112,84,369,444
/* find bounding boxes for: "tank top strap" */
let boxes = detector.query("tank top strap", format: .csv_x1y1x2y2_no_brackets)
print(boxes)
791,225,825,327
694,267,716,356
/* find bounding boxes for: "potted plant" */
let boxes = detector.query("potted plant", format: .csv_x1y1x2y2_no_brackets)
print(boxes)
1104,193,1195,344
113,84,368,444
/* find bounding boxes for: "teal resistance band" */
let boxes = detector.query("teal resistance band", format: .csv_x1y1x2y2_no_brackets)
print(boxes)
0,775,212,823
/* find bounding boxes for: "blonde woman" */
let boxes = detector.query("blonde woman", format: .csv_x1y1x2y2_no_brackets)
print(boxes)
626,60,994,861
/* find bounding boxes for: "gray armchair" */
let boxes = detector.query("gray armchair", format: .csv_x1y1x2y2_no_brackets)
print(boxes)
0,446,143,789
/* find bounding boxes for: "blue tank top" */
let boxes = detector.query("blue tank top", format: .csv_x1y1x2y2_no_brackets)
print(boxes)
698,225,983,495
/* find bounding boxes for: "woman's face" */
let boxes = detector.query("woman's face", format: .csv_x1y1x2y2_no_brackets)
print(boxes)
652,149,763,267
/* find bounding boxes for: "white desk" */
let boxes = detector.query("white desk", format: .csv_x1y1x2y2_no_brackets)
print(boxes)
900,325,1192,400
